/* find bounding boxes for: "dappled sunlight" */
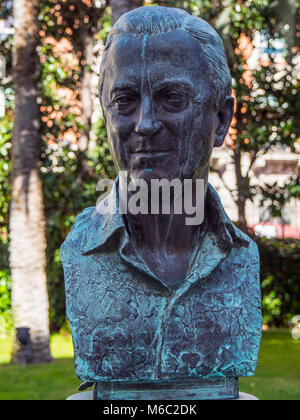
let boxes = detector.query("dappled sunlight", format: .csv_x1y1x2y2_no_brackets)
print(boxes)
0,335,12,364
50,334,74,360
0,334,75,364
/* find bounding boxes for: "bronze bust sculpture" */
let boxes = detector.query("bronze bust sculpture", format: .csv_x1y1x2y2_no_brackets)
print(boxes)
61,6,262,400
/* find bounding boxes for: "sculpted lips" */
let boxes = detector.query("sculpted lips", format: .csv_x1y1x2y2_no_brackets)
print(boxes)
129,150,174,167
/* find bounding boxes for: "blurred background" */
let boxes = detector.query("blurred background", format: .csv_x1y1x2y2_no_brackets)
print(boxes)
0,0,299,400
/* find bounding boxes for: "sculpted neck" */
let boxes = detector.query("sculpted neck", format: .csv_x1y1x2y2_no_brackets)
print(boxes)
122,175,208,255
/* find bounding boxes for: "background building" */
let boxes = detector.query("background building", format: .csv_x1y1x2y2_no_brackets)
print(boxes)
210,147,300,238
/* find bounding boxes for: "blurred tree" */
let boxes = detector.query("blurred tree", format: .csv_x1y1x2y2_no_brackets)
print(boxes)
39,0,109,182
0,1,13,336
9,0,51,363
110,0,144,23
38,0,143,168
227,0,299,231
159,0,300,232
0,2,13,236
256,173,300,238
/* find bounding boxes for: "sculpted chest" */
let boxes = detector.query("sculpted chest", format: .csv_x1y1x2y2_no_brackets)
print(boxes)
64,245,261,383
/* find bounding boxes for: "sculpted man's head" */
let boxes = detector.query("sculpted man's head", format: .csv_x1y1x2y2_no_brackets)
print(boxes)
99,6,234,186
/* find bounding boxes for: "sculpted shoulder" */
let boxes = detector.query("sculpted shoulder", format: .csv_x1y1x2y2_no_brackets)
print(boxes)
225,223,261,309
60,207,95,263
231,223,260,267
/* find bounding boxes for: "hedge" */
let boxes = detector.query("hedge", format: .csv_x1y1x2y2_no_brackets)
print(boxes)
257,237,300,327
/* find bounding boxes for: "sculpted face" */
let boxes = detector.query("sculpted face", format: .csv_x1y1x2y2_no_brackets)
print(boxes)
101,30,233,185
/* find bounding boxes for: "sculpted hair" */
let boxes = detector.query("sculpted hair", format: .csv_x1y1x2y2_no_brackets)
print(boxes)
99,6,232,110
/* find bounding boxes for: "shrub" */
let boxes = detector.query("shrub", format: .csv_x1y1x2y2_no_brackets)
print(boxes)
0,240,12,335
0,116,12,335
258,238,300,327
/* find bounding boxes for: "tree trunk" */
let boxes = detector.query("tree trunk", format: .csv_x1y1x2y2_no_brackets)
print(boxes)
110,0,144,24
233,148,249,234
236,195,248,233
10,0,51,363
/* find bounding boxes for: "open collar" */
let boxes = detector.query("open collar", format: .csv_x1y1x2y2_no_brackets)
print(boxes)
81,178,244,288
81,177,125,255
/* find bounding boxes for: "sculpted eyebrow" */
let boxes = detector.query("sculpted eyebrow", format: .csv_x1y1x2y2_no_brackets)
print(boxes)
152,80,195,95
111,84,139,95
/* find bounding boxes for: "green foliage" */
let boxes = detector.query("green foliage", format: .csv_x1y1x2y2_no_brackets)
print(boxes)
258,238,300,327
0,239,12,335
262,281,282,325
0,116,13,335
0,5,13,334
0,1,13,75
256,175,300,221
98,6,113,45
0,116,12,231
0,272,12,335
91,118,117,179
164,0,300,225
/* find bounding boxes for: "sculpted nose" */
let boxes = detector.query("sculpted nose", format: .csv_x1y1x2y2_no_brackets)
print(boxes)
135,97,162,137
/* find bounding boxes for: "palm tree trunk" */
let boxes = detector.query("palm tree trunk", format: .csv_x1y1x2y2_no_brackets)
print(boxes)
110,0,144,24
10,0,51,363
234,148,248,234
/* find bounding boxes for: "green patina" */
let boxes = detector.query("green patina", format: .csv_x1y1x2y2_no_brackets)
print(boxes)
61,180,262,400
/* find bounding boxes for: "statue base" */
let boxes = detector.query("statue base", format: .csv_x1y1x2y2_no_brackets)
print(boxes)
67,391,258,400
67,376,259,401
93,378,238,400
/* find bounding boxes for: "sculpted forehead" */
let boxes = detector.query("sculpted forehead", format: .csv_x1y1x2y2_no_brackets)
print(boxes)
102,30,211,97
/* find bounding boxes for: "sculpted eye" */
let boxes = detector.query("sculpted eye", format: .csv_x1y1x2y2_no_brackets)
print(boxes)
165,93,183,102
113,94,138,115
158,91,190,113
115,96,135,105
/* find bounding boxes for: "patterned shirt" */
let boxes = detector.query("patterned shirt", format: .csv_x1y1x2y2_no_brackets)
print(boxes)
61,180,262,382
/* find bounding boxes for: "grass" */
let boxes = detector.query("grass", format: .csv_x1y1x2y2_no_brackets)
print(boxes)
0,330,299,400
240,330,300,400
0,334,81,400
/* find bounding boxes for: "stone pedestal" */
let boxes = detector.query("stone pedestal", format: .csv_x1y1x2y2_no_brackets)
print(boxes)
238,392,259,400
67,391,93,400
67,391,258,400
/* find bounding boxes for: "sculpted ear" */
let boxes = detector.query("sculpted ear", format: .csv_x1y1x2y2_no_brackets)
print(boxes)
214,96,235,148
